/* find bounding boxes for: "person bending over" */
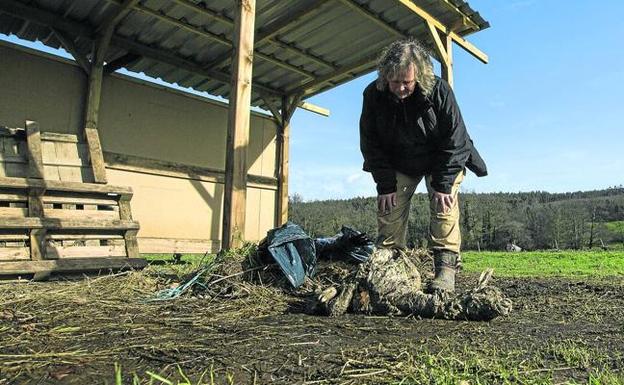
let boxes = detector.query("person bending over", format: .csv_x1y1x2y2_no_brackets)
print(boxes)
359,38,487,292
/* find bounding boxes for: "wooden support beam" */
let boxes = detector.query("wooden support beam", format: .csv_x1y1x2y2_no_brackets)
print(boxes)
442,33,454,88
51,28,91,74
426,19,448,64
222,0,256,250
25,121,44,179
83,50,108,184
298,101,330,117
88,1,137,185
275,94,301,226
395,0,488,64
103,52,141,74
260,95,283,124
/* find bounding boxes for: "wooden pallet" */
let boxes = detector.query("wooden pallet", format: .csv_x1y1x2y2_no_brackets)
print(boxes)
0,121,145,276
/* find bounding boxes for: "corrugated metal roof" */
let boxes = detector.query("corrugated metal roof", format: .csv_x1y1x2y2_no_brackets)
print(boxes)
0,0,489,109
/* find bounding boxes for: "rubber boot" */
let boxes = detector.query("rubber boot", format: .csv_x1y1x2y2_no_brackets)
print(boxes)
429,251,458,292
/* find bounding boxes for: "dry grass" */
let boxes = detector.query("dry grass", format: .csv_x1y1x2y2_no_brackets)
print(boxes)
2,248,624,384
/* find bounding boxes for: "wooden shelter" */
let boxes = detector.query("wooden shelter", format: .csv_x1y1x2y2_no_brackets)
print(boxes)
0,0,490,272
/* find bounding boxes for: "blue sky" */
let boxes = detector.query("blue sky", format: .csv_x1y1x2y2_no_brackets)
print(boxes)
290,0,624,200
2,1,623,202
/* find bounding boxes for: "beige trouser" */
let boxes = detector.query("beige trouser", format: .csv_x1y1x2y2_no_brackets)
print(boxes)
376,171,464,253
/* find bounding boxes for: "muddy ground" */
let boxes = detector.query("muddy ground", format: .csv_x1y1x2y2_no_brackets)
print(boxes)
1,261,624,384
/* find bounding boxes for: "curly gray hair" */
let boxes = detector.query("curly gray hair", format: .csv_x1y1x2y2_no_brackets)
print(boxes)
375,38,436,96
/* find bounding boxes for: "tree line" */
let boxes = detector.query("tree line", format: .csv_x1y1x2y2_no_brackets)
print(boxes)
289,186,624,251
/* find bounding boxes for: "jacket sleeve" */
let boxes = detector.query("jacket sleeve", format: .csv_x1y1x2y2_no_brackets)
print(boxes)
430,79,472,194
359,89,396,194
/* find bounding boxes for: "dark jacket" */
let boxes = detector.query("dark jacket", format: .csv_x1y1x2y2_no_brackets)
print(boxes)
359,76,487,195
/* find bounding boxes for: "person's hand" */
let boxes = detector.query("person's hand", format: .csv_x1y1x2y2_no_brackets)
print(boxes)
378,192,397,213
432,191,454,213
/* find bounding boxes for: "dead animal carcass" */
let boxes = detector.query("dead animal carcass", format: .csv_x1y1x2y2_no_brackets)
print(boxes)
310,248,512,321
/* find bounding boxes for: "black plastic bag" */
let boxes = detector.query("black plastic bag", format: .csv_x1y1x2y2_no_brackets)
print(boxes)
314,226,373,262
260,221,316,288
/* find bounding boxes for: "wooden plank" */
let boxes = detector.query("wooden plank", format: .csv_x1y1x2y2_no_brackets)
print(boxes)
104,151,223,183
44,209,118,220
42,195,118,206
40,132,79,143
0,234,29,241
57,165,86,182
41,140,57,164
45,244,127,258
0,192,27,201
43,218,139,231
0,247,30,261
104,152,278,190
43,165,61,181
0,207,28,217
0,257,148,275
0,218,137,230
0,177,132,195
53,141,85,165
84,127,107,183
222,0,255,250
0,218,44,229
298,101,330,117
118,195,133,220
26,121,45,179
47,234,123,240
124,229,139,258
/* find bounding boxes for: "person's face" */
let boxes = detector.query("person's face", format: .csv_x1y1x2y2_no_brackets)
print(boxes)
387,65,416,100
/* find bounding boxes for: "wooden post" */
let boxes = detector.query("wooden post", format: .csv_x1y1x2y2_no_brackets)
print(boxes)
276,95,300,226
84,57,108,184
25,120,46,262
426,20,454,89
222,0,256,250
442,33,454,88
25,121,44,179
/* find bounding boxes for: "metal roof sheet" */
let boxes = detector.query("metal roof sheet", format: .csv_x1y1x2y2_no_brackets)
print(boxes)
0,0,489,109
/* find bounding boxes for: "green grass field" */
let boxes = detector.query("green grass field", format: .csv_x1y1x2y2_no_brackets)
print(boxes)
462,250,624,277
143,249,624,279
